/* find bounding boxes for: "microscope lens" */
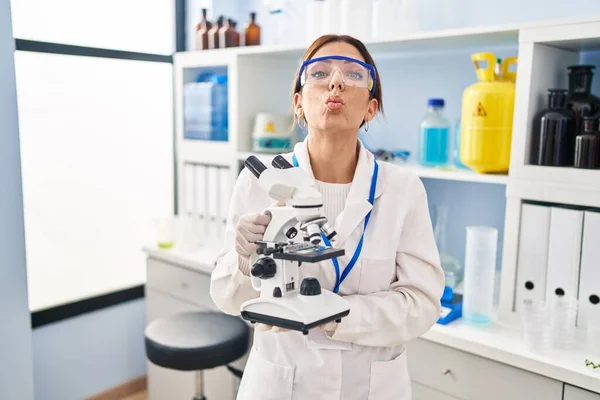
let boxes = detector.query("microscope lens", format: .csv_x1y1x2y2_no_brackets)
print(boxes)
320,222,336,240
306,223,321,245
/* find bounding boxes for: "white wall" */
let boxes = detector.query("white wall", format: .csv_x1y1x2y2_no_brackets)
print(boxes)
0,0,34,398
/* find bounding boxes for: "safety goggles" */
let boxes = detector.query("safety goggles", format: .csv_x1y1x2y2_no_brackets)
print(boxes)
296,55,377,96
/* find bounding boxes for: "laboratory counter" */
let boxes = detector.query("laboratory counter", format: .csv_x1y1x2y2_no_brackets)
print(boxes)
143,246,600,400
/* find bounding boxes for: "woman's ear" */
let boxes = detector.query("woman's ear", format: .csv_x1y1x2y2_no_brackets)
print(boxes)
293,92,302,113
365,97,378,122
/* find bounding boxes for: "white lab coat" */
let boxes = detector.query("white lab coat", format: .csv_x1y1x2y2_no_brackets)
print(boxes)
210,138,445,400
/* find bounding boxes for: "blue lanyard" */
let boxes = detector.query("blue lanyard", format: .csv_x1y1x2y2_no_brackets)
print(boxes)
291,153,378,293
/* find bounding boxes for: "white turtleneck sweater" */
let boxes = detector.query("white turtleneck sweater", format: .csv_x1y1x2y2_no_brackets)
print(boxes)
239,180,352,276
314,180,352,226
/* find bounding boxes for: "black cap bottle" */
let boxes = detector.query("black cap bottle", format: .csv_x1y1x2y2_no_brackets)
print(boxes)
531,89,576,166
566,65,600,135
574,116,600,169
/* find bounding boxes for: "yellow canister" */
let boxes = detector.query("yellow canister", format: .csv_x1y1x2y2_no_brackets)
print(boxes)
460,52,517,173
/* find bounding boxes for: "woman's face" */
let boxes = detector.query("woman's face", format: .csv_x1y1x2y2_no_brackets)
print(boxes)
294,42,378,134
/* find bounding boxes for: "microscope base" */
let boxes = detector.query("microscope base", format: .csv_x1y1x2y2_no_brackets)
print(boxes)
242,309,350,335
240,290,350,335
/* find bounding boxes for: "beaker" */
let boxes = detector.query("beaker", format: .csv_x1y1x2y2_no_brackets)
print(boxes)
462,226,498,324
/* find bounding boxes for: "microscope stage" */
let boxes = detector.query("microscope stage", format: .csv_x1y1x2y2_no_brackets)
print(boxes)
274,247,345,263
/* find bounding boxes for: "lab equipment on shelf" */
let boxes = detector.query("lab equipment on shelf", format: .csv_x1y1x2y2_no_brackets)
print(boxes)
565,65,600,135
195,8,212,50
252,112,295,153
453,118,469,169
183,74,228,141
208,16,225,49
530,89,576,166
341,0,371,40
306,0,325,43
460,52,517,173
462,226,498,325
419,98,451,167
433,204,463,290
220,18,240,48
244,12,261,46
574,116,600,169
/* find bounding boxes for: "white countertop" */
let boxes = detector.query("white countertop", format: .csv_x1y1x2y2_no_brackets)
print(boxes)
142,245,599,393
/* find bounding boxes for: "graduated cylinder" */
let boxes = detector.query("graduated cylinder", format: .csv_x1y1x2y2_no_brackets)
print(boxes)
460,52,517,173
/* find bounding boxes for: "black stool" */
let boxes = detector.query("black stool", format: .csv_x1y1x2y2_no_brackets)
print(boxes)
145,311,250,400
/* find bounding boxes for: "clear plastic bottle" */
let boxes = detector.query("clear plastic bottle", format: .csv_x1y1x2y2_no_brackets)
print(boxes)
419,98,450,167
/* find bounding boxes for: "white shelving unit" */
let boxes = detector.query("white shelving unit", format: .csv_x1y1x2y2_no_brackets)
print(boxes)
173,15,600,318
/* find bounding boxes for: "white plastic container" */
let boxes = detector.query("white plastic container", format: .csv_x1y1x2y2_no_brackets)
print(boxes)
340,0,371,40
306,0,325,43
396,0,420,36
462,226,498,324
322,0,343,35
371,0,396,40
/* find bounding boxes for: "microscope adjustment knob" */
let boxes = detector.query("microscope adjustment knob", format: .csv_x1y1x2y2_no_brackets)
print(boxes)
251,257,277,280
273,287,282,298
300,277,321,296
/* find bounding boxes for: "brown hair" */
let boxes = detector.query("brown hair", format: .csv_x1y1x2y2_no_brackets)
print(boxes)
291,34,384,129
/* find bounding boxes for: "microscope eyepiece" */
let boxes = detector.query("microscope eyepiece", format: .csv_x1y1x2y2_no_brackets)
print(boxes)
272,155,294,169
244,155,267,178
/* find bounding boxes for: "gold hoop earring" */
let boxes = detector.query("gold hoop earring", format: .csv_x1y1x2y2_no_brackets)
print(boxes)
364,120,369,132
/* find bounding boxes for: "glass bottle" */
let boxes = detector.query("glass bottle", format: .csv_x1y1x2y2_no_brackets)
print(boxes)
244,12,261,46
566,65,600,135
195,8,212,50
433,205,463,291
574,116,600,169
531,89,576,166
208,16,224,49
219,18,236,48
231,20,241,47
419,98,450,167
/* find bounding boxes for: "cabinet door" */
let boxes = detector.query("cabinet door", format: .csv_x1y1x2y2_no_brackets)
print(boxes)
146,289,237,400
412,381,464,400
564,385,600,400
406,338,563,400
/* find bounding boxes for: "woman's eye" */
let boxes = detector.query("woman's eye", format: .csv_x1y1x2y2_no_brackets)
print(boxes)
348,71,364,80
311,71,327,79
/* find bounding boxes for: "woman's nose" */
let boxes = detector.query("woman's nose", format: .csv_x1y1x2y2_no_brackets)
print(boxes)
328,69,345,92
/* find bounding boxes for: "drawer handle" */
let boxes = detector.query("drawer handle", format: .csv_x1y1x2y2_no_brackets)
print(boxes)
442,369,452,375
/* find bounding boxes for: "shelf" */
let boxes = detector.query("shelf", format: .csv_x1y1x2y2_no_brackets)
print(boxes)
398,163,509,185
236,151,508,185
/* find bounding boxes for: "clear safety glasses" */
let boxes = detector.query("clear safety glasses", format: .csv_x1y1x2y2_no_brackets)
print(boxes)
297,55,377,96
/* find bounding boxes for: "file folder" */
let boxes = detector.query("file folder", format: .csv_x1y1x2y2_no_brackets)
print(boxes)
577,210,600,329
515,203,551,312
545,207,584,303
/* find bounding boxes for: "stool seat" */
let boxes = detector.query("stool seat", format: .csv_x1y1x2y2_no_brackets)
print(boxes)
145,311,250,371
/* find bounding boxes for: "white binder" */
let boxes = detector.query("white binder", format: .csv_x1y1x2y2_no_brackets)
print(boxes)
577,210,600,329
515,203,551,312
544,207,584,303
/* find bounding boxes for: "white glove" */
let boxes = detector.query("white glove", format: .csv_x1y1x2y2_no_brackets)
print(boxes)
235,212,272,260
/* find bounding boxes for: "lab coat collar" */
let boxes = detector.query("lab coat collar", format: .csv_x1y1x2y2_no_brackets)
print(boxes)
290,137,385,246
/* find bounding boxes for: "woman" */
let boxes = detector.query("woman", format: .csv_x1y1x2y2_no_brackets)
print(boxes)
210,34,445,400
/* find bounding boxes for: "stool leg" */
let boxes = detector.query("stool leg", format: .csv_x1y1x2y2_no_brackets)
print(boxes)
192,370,206,400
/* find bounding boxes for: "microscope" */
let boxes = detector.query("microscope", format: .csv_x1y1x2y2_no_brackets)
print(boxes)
239,155,350,335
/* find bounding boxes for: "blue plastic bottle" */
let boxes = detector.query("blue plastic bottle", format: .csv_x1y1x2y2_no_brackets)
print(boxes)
419,98,450,167
183,74,228,141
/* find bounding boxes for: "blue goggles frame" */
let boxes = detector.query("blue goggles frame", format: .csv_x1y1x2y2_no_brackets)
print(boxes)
296,55,377,97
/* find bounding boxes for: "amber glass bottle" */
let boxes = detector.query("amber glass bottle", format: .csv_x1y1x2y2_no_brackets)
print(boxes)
231,20,241,47
208,16,224,49
220,18,239,48
244,12,261,46
195,8,212,50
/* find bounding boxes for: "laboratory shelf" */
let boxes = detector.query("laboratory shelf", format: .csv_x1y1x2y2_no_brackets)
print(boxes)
236,151,509,185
